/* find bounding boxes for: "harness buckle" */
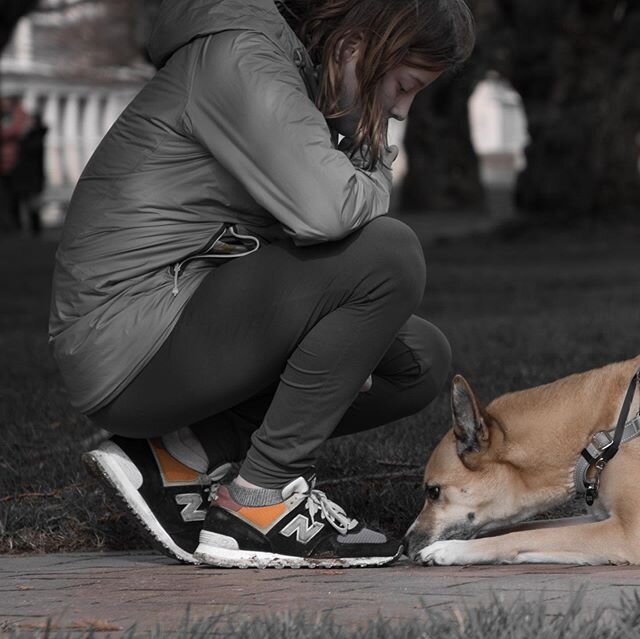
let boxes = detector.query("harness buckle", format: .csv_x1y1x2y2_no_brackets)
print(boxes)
584,457,607,506
587,430,614,459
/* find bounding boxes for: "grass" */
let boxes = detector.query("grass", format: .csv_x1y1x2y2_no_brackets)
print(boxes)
2,217,640,553
4,588,640,637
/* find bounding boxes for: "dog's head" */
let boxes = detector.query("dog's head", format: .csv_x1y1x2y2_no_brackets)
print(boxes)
404,374,569,562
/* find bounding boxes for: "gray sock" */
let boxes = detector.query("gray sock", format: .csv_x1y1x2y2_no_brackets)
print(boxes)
228,480,283,507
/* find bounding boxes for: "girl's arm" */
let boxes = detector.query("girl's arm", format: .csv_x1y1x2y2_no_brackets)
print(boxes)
183,30,397,246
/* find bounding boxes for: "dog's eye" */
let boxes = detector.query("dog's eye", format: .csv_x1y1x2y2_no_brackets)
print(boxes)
425,485,441,501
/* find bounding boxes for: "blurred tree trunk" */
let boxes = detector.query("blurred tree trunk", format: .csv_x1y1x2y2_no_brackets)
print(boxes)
501,0,640,220
400,0,510,213
401,67,484,212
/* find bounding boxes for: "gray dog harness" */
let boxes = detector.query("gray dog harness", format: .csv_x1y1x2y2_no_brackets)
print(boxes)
573,368,640,505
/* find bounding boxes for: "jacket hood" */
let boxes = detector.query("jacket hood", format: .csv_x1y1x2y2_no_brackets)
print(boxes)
148,0,298,68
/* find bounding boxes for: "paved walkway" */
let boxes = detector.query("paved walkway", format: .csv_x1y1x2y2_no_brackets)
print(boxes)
2,552,640,634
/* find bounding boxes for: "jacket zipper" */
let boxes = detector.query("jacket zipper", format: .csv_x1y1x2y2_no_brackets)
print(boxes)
170,224,229,296
170,224,261,296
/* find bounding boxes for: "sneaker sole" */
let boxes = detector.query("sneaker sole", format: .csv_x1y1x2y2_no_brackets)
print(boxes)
194,531,402,569
82,441,197,565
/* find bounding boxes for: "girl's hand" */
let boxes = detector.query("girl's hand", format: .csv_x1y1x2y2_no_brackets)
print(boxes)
383,144,400,166
338,138,399,171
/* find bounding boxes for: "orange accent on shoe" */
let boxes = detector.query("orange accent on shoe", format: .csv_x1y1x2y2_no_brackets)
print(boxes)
237,502,287,528
149,438,200,485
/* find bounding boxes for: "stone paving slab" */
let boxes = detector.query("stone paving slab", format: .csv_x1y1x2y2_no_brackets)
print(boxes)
2,552,640,633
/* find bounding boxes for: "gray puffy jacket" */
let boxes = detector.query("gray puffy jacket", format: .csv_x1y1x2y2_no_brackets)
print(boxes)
49,0,396,414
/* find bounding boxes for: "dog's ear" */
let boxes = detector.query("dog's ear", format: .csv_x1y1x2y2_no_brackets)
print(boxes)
451,375,490,462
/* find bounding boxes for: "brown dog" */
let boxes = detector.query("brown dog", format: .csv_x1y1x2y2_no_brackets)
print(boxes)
405,356,640,565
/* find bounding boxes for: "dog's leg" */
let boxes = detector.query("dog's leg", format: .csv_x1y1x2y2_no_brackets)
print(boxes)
476,514,600,537
419,517,633,565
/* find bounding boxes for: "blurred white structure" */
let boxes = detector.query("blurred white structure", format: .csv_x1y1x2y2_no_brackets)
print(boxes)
469,73,528,158
1,5,152,227
468,73,529,218
469,71,529,186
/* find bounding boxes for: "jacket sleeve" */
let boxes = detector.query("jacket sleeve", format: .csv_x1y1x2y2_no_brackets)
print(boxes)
182,30,396,246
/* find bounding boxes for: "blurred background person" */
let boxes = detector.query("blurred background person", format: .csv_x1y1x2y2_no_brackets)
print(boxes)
0,94,32,231
11,111,48,235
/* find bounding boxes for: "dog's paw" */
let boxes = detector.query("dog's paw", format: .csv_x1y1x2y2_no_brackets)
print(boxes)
417,540,468,566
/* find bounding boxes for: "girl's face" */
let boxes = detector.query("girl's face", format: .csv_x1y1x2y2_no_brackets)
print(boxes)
330,41,443,138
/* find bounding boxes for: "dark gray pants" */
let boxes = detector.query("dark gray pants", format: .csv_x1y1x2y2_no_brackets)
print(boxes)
91,217,451,488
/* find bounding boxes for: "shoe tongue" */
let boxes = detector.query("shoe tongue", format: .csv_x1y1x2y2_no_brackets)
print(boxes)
281,476,311,500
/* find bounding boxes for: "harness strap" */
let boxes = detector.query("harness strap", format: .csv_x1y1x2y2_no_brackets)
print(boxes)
583,368,640,466
574,368,640,503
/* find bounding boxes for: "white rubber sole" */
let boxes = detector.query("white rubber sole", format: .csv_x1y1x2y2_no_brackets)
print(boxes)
194,531,402,569
83,442,196,564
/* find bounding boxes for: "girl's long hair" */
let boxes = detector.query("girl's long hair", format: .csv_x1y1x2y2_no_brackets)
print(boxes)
276,0,476,170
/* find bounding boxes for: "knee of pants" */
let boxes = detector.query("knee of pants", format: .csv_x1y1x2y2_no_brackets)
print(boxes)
354,217,427,308
422,322,452,394
376,319,452,420
402,316,452,395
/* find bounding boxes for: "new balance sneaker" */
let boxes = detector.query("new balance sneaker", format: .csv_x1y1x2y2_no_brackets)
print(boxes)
82,427,230,564
193,477,403,568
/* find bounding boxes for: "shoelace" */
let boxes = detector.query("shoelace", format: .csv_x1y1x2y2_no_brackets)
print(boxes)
206,464,232,502
304,489,358,535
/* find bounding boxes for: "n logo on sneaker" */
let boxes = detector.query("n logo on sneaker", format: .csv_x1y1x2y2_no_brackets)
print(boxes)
175,493,207,522
280,514,324,544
